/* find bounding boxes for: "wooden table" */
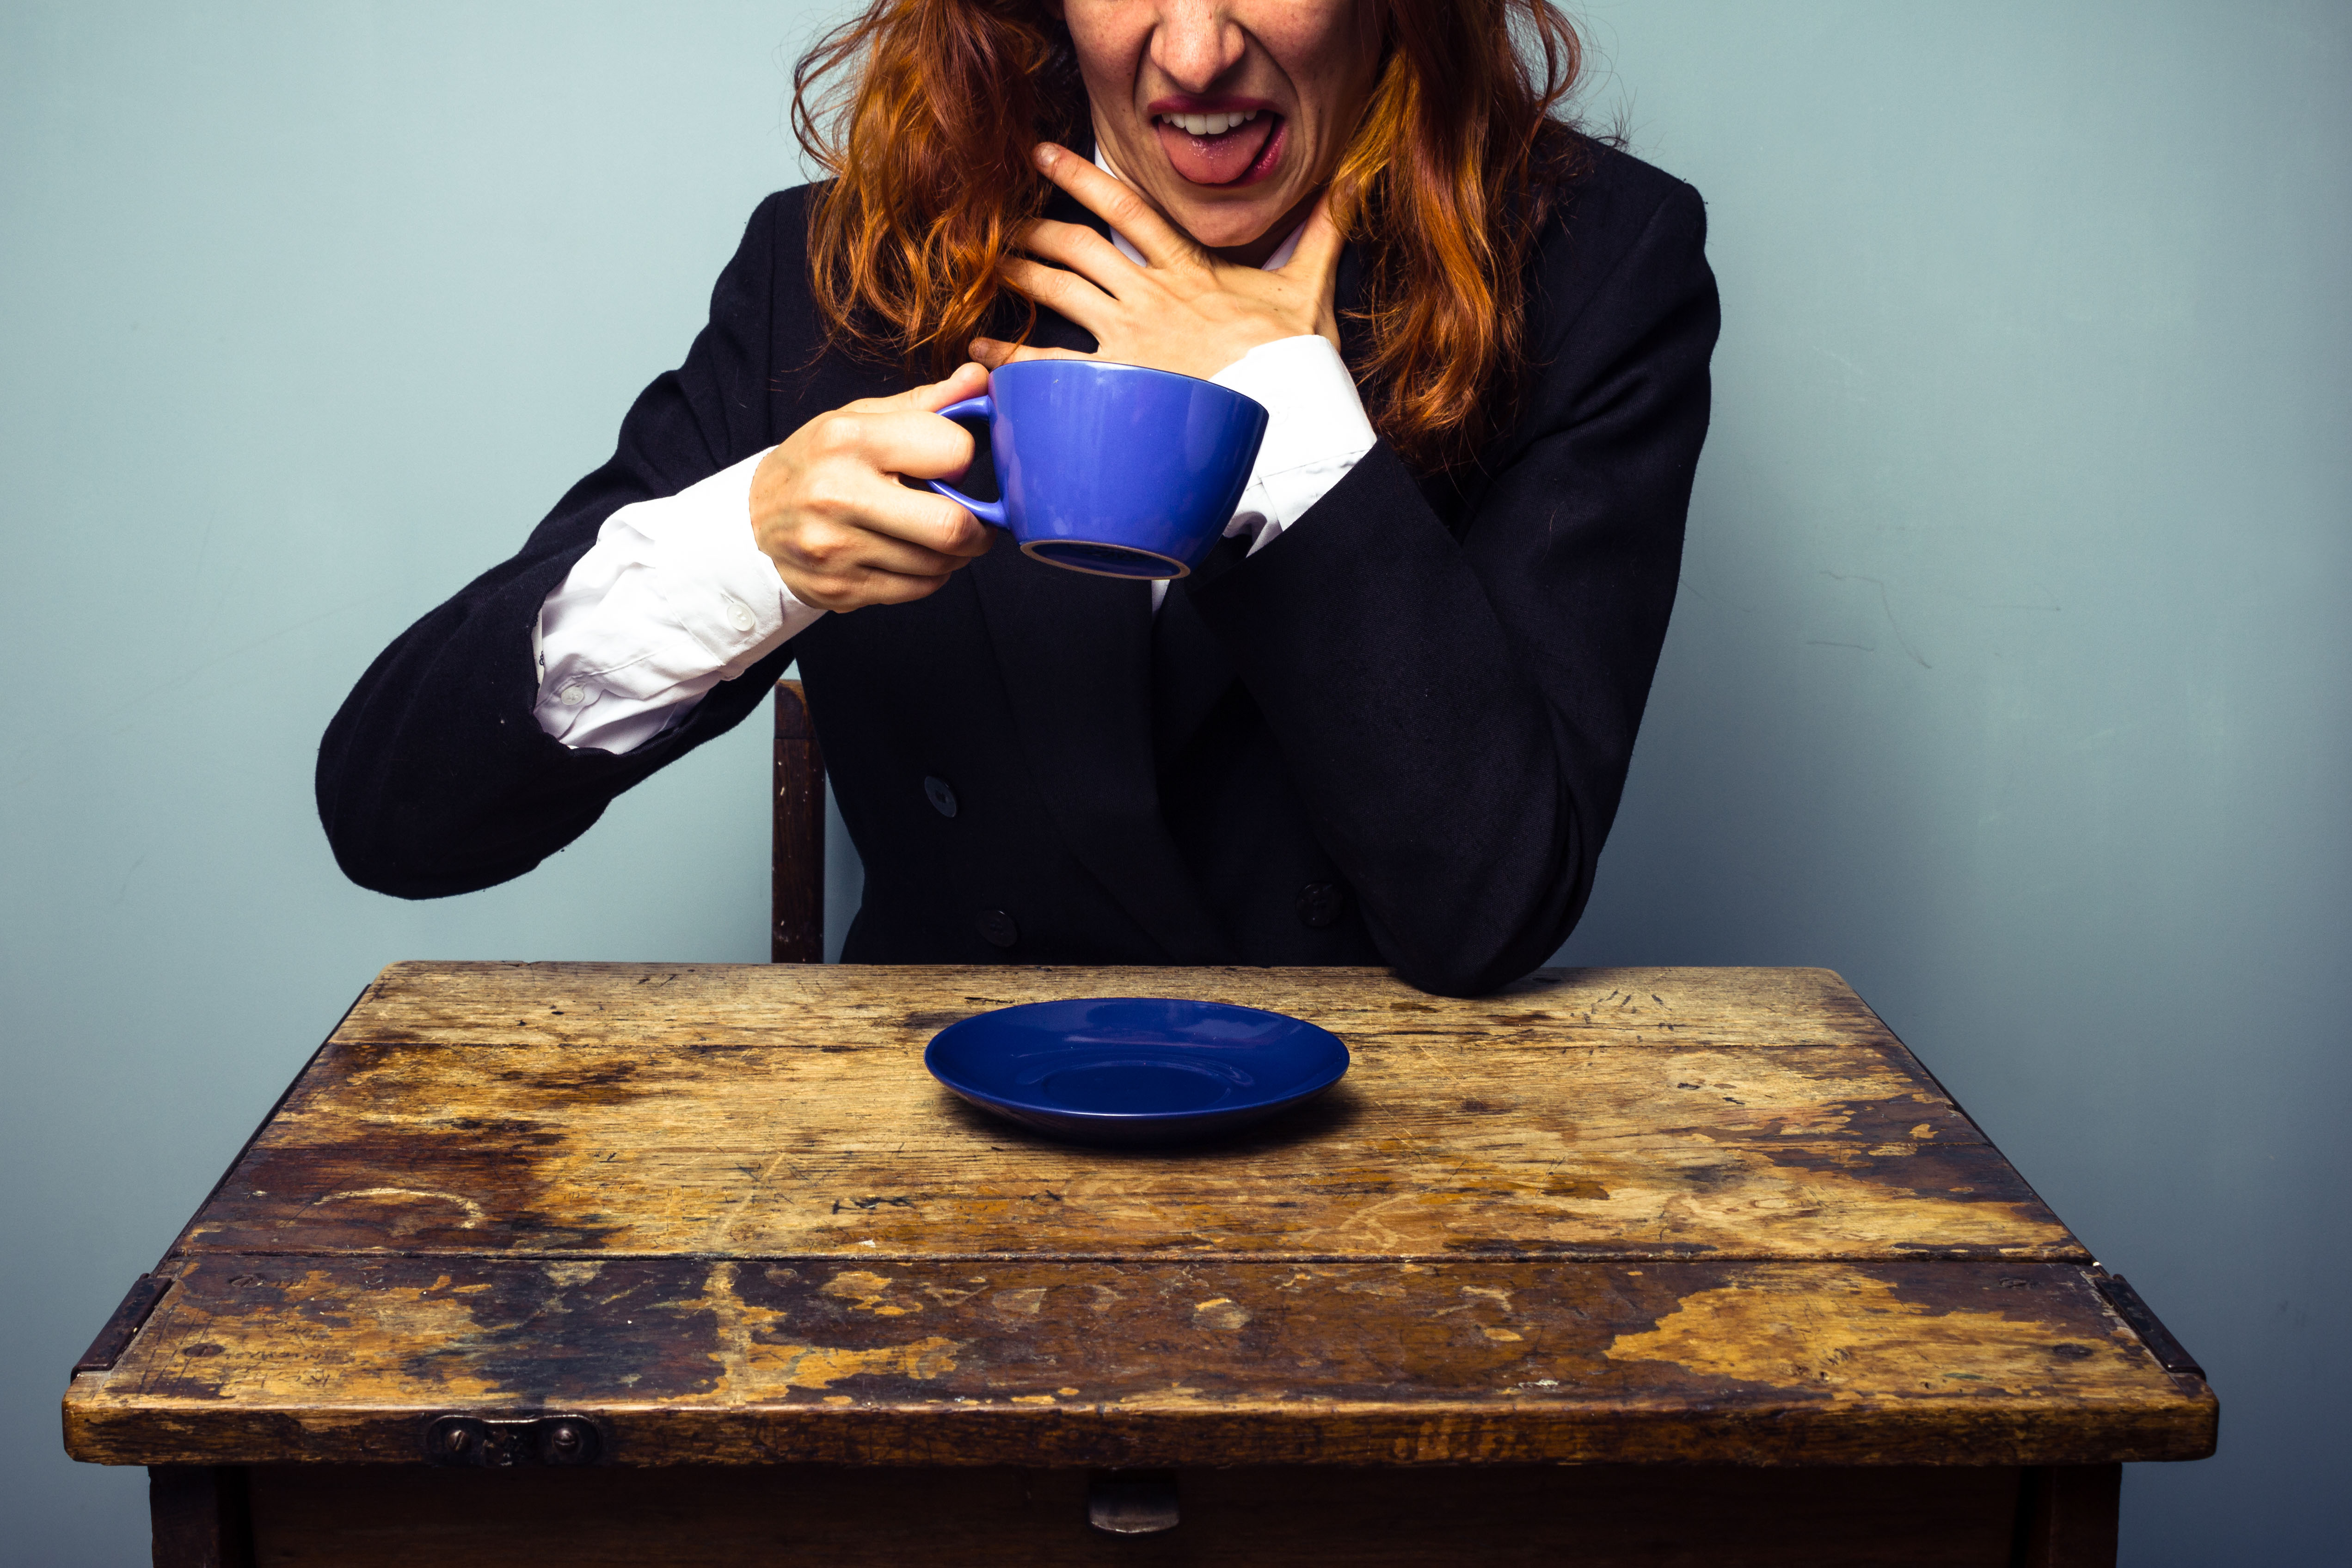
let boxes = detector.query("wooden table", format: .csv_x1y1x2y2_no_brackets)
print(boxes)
64,963,2214,1566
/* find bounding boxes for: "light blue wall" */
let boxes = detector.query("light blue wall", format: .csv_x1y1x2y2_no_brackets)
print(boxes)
0,2,2340,1562
1560,4,2350,1560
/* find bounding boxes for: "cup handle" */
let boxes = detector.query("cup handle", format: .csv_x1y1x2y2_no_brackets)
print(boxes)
925,394,1007,528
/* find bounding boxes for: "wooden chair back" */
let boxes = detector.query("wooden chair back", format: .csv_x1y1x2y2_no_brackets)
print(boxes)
772,679,826,962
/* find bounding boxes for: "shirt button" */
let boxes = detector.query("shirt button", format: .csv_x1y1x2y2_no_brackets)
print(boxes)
924,776,958,818
725,597,755,633
558,684,588,707
1296,882,1346,929
976,910,1019,949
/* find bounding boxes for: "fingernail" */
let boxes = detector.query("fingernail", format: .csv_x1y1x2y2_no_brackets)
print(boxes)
1032,143,1056,172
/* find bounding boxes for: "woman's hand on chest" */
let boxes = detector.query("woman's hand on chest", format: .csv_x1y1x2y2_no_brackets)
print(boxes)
972,142,1344,380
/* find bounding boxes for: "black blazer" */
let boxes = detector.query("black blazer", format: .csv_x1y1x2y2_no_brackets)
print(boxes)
317,141,1718,996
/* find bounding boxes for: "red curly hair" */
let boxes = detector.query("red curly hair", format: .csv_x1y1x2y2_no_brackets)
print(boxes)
792,0,1591,471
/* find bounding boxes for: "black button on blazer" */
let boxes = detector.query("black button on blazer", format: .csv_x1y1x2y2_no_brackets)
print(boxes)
316,139,1720,997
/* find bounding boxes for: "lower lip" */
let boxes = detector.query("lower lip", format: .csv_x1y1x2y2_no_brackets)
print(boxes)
1154,114,1286,188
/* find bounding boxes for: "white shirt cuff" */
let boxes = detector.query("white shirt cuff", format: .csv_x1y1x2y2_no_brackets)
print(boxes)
533,450,824,753
1210,335,1377,555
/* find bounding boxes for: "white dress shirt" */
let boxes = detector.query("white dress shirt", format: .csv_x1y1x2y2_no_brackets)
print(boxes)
534,182,1376,755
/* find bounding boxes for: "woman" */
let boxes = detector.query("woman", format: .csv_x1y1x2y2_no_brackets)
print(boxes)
317,0,1718,997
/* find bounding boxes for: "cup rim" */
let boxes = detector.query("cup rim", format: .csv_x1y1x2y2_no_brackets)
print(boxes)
1018,538,1193,581
990,357,1257,402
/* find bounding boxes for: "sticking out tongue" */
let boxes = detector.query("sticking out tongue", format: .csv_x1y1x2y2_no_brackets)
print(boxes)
1155,113,1281,186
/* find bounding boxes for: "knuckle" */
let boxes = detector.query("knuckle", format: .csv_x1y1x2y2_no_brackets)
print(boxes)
798,523,850,568
797,479,849,521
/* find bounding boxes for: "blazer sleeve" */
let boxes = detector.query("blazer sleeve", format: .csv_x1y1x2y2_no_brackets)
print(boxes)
315,191,799,899
1187,177,1719,996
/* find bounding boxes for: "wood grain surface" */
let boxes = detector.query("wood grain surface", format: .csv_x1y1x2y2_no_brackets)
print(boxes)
175,963,2081,1263
62,963,2213,1474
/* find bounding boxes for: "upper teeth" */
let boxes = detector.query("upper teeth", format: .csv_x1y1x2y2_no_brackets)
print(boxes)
1162,109,1260,137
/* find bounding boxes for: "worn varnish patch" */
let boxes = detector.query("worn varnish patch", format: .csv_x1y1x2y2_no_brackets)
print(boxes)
173,964,2080,1263
65,1253,2211,1468
1603,1264,2135,1400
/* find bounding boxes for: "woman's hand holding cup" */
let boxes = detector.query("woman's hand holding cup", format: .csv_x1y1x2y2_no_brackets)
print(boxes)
753,133,1346,609
749,361,997,612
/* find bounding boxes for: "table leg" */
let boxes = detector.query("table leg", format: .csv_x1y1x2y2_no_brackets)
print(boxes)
2012,1464,2121,1568
149,1466,252,1568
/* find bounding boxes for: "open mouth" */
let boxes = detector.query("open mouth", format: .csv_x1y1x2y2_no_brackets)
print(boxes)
1153,108,1284,187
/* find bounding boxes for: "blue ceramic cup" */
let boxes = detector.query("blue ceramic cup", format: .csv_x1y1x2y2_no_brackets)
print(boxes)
926,360,1269,580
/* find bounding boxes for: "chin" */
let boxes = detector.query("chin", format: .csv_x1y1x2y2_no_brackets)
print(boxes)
1179,220,1267,250
1167,201,1286,252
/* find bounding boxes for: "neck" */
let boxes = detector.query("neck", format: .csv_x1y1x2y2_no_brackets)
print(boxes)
1091,120,1319,270
1208,186,1321,269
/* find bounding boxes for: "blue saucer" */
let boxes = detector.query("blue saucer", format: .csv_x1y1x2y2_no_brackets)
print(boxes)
924,997,1350,1147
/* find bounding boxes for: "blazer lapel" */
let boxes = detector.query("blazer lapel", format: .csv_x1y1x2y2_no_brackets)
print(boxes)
1157,240,1369,759
969,539,1237,964
960,213,1369,963
1153,538,1244,764
969,289,1236,964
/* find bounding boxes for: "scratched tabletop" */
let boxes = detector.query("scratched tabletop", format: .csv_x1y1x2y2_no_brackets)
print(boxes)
63,963,2214,1469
